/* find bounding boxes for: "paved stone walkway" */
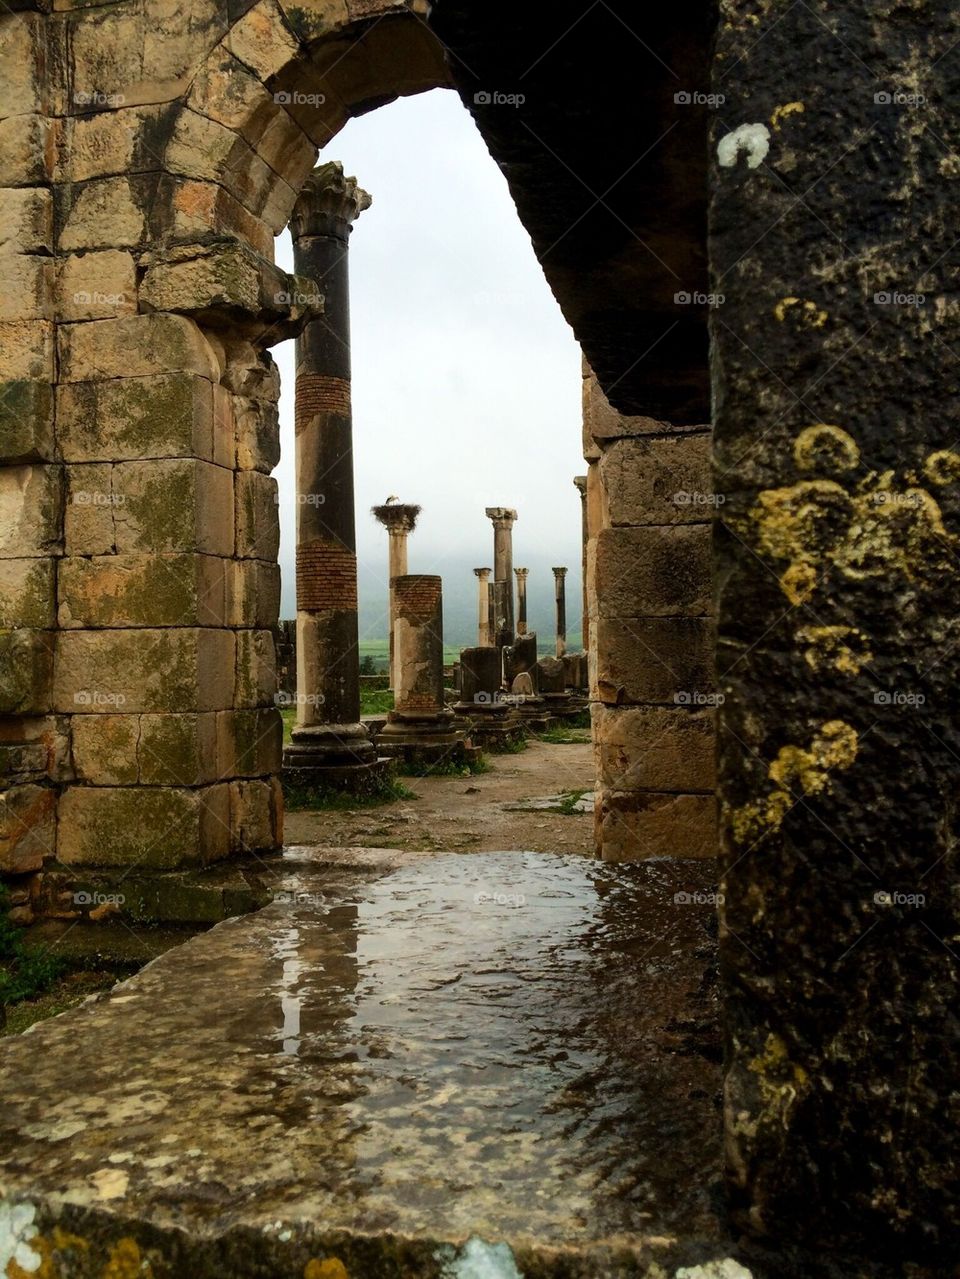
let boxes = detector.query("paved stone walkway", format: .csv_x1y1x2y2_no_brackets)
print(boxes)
0,848,735,1278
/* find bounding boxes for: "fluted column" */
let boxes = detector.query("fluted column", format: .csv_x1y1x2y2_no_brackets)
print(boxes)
553,566,568,657
485,507,517,641
284,162,379,778
372,502,420,691
473,567,492,647
573,476,588,653
514,567,529,636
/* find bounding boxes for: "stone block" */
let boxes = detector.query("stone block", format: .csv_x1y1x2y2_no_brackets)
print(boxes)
0,714,70,783
0,784,56,873
57,314,219,381
0,188,53,254
137,713,220,786
0,14,46,118
0,379,54,463
71,714,139,785
235,470,280,560
595,526,713,618
0,255,53,321
63,463,115,556
596,790,718,861
56,250,137,321
110,459,235,555
224,0,301,83
58,553,229,627
0,631,53,715
58,373,217,463
54,628,235,713
0,114,56,187
57,783,231,868
218,707,283,777
0,557,56,628
228,559,281,627
593,704,716,793
60,107,161,183
594,616,715,706
58,177,147,251
230,777,281,853
234,394,281,472
600,433,713,527
235,628,277,708
0,465,62,558
0,320,54,380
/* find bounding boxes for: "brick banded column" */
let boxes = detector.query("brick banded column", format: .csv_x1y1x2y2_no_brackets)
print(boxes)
514,567,529,636
372,502,420,691
376,575,467,763
284,163,380,780
473,567,492,647
573,476,588,652
553,566,567,657
485,507,517,641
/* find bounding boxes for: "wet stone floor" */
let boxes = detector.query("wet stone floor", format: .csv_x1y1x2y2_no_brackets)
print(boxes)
0,849,729,1277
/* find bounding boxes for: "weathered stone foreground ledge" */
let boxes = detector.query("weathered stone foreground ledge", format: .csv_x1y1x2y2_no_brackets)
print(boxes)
0,848,742,1277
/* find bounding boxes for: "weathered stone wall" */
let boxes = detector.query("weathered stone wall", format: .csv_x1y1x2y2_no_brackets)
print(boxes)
584,363,718,861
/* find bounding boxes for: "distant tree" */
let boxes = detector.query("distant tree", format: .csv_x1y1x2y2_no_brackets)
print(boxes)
360,655,376,675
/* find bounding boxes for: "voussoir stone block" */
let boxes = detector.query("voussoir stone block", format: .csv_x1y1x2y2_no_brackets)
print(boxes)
596,790,718,861
600,433,713,527
0,783,56,873
593,704,717,793
594,616,715,707
58,553,229,628
595,525,713,618
56,250,137,321
54,628,235,713
0,630,54,715
58,314,219,382
0,380,55,464
0,465,62,559
235,471,280,560
57,783,231,869
0,557,56,629
58,374,216,463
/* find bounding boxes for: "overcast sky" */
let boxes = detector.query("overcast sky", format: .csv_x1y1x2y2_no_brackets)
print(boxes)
273,88,584,643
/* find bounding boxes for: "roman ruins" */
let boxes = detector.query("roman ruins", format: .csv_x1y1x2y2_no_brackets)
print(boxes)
0,0,954,1271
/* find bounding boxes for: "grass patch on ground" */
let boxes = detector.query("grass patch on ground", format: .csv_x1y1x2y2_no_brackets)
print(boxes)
486,734,528,754
0,890,66,1011
557,789,588,815
399,753,490,779
2,969,121,1036
282,776,417,811
536,726,591,745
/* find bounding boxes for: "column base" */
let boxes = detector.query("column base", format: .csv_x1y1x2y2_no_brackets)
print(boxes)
283,723,394,795
453,704,526,751
511,697,556,733
375,711,479,768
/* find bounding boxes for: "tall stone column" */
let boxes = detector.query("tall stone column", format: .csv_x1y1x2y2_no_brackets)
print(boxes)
553,566,567,657
473,567,492,647
573,476,588,652
514,567,529,635
485,507,517,638
283,162,383,786
372,502,420,691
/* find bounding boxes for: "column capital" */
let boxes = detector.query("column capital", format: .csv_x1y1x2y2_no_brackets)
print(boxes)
372,501,421,535
473,566,492,579
514,567,529,580
485,506,517,528
573,475,587,497
552,566,568,579
291,161,372,242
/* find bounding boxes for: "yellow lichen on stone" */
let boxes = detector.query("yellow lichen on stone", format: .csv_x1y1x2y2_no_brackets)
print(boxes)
771,101,805,130
305,1260,349,1279
798,626,872,675
730,721,858,845
774,296,827,327
101,1237,151,1279
793,424,859,474
924,449,960,486
748,1034,809,1126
